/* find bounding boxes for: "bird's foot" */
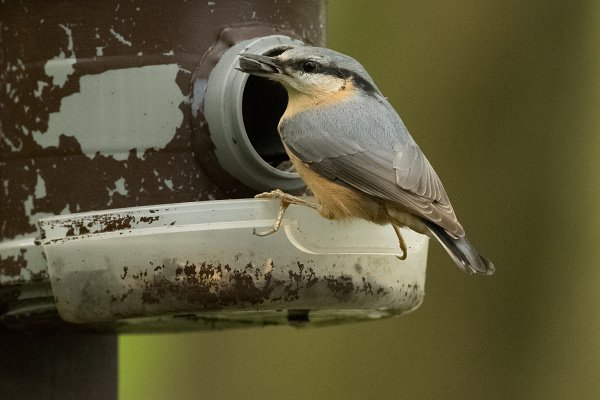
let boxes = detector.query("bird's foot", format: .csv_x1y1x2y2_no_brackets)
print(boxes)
392,225,408,260
253,189,319,236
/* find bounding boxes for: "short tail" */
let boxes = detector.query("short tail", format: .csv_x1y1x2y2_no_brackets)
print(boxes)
423,220,495,275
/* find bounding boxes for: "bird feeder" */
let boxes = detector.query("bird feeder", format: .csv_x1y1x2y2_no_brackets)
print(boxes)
0,1,428,334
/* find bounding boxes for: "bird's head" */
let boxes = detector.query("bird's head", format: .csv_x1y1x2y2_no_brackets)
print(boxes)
237,46,379,99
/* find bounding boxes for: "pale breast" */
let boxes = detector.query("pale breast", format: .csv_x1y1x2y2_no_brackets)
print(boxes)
286,149,390,225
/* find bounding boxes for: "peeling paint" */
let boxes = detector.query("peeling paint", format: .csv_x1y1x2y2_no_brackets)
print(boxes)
23,193,61,227
109,177,128,198
43,24,76,88
33,81,48,98
109,27,133,47
32,64,186,161
0,249,27,277
0,233,50,286
34,172,47,198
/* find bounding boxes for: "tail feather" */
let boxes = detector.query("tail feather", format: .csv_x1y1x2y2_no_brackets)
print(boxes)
423,220,495,275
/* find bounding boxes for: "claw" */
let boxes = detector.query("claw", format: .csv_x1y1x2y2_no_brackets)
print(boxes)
253,227,277,237
253,197,290,237
253,189,319,237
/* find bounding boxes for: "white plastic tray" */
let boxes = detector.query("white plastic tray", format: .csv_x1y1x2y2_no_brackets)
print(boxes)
38,199,428,327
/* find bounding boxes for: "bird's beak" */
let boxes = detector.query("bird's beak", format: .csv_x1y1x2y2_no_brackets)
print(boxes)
237,53,283,77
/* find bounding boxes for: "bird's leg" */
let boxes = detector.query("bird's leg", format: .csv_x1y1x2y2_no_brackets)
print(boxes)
392,225,408,260
253,200,290,237
253,189,319,236
255,189,319,209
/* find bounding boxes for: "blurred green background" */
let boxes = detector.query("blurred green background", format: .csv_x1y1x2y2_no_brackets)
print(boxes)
120,1,600,399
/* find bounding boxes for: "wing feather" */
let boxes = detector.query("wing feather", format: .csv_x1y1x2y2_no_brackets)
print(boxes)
281,97,464,237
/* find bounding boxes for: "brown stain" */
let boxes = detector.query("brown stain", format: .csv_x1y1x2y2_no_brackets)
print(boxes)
100,216,135,233
60,214,136,237
324,274,355,300
108,258,391,315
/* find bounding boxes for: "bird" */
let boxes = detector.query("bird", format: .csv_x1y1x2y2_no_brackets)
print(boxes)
237,46,494,275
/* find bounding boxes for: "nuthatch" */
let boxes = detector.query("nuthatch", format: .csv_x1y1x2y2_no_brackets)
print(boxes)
238,46,494,275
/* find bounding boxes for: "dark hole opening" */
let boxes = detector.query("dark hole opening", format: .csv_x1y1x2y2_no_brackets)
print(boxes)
241,51,292,172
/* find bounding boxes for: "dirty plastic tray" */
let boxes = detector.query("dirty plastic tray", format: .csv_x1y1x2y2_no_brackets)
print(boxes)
37,199,428,328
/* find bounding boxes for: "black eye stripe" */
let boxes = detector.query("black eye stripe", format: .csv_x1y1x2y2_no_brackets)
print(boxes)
286,59,377,95
317,66,377,94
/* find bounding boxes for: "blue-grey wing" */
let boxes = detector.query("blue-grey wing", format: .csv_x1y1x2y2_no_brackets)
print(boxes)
280,97,465,237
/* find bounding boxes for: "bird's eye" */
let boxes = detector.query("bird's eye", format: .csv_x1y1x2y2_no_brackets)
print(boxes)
302,61,317,73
